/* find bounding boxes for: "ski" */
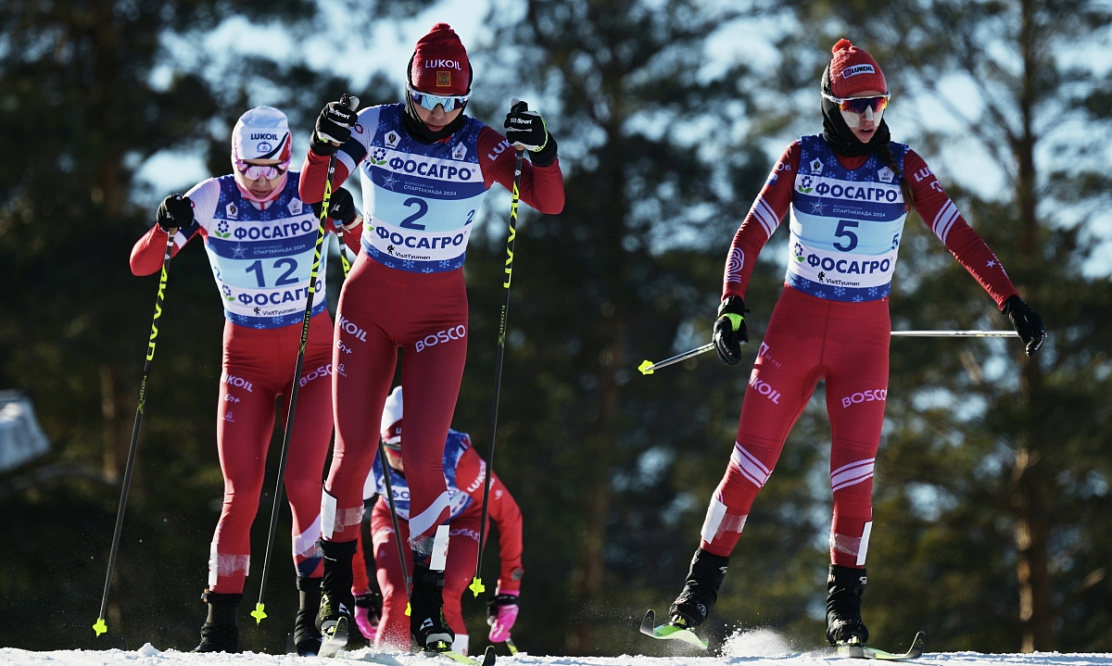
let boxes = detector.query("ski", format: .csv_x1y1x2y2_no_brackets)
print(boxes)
421,643,496,666
835,631,925,661
786,631,926,661
638,609,708,649
317,616,351,659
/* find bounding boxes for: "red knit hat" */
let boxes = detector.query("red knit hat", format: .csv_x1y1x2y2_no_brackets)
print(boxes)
409,23,471,96
828,39,887,97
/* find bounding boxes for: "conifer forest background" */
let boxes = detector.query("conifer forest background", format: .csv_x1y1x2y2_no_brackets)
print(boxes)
1,0,1111,657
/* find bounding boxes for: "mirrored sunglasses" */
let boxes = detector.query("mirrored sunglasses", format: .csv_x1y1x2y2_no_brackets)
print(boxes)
823,92,890,114
235,160,289,180
407,85,469,112
383,440,402,452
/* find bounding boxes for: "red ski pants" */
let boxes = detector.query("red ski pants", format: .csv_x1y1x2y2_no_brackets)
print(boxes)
209,313,334,593
322,256,467,550
700,286,890,568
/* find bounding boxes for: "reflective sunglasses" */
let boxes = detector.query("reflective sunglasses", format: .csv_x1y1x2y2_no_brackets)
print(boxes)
383,440,402,452
407,85,469,112
235,160,289,180
823,91,890,114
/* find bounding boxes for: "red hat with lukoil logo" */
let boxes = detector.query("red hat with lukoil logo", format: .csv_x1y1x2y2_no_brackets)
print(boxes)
827,39,887,97
409,23,471,96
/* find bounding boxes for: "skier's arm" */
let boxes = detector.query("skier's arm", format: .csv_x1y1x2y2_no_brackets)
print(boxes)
905,149,1019,308
478,125,565,215
721,141,799,300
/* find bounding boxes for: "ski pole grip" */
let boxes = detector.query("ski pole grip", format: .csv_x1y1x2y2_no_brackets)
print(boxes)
340,93,360,112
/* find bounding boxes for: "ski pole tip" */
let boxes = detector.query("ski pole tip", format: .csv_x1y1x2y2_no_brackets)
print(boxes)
250,603,267,624
469,576,486,597
638,360,655,375
93,618,107,637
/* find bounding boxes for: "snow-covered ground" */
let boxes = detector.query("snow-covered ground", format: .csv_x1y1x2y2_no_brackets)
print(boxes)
3,628,1110,666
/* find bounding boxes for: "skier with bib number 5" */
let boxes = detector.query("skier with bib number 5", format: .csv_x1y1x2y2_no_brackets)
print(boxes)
298,23,564,653
129,106,361,655
661,39,1046,647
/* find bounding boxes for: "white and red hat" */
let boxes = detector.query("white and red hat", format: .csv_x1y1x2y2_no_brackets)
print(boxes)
409,23,471,95
380,386,403,446
231,106,292,163
827,39,887,97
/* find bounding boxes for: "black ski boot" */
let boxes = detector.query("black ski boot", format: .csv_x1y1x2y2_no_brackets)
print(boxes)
293,576,323,655
409,564,454,651
668,548,729,629
826,565,869,645
192,590,242,653
317,540,368,650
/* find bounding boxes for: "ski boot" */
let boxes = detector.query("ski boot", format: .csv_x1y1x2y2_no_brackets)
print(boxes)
317,540,368,650
668,548,729,629
410,563,454,651
293,576,323,655
826,564,869,645
192,590,242,653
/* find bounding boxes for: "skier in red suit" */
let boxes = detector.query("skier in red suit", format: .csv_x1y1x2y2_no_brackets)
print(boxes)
130,106,361,654
299,23,563,651
665,39,1046,647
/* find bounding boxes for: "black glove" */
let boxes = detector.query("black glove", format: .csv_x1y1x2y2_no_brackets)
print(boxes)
156,194,193,233
1002,295,1046,357
310,98,359,156
713,296,750,365
504,100,558,167
327,187,359,229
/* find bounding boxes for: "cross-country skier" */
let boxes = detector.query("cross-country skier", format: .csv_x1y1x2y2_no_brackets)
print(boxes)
665,39,1046,647
298,22,564,652
348,386,524,656
129,106,361,655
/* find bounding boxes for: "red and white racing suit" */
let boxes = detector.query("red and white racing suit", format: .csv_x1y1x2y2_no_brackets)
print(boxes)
299,103,562,558
130,172,358,593
700,136,1020,569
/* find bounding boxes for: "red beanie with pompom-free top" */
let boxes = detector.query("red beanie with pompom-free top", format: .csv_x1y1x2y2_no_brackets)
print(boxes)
410,23,471,96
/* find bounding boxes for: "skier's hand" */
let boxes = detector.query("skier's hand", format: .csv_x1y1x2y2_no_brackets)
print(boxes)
310,97,359,155
156,194,193,234
712,296,749,365
504,100,558,167
354,591,382,641
486,590,519,643
327,187,359,230
1002,295,1046,357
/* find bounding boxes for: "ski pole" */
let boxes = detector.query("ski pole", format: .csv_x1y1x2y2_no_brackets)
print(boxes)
251,94,359,625
890,330,1018,337
470,139,525,598
640,331,1018,378
638,342,715,375
94,231,177,637
376,440,412,604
